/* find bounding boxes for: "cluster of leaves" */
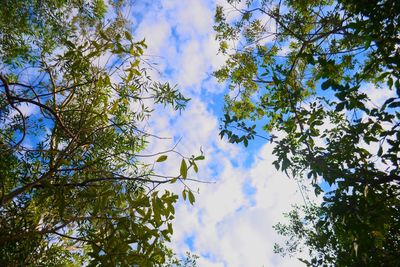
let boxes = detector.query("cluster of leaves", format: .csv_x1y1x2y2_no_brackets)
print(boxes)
164,251,199,267
0,0,200,265
215,0,399,265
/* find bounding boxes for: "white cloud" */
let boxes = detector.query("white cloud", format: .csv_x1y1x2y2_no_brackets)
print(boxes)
134,1,312,266
135,0,227,96
166,0,213,38
360,82,396,109
168,139,312,267
133,2,397,266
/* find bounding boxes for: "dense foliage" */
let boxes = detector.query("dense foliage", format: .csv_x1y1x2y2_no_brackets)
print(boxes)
0,0,201,265
215,0,399,265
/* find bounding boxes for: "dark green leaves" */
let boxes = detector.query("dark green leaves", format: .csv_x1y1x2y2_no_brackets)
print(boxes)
321,80,331,90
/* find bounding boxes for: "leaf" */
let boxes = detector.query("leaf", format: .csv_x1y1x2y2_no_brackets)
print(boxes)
124,30,132,41
193,162,198,173
180,159,187,179
321,80,331,90
65,40,75,48
156,155,168,162
243,138,248,147
99,30,109,41
188,190,195,205
194,155,205,160
388,101,400,108
298,258,311,265
335,102,345,111
377,146,383,157
167,223,173,234
388,77,393,89
395,80,400,96
110,101,119,113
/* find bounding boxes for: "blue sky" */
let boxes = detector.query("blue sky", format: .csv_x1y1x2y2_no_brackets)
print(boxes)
123,0,395,266
129,1,315,266
3,1,394,265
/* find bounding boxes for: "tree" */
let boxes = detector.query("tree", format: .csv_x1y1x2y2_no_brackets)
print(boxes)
0,0,202,265
214,0,400,265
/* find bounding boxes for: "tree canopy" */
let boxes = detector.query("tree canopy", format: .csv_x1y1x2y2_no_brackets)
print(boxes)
215,0,399,265
0,0,201,265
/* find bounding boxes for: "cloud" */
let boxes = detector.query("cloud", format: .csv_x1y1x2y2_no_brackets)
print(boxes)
134,1,311,266
135,0,227,95
360,82,396,109
133,1,395,266
169,139,312,267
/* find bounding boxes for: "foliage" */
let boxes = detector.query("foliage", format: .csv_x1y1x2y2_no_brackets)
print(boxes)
164,251,199,267
215,0,400,265
0,0,202,265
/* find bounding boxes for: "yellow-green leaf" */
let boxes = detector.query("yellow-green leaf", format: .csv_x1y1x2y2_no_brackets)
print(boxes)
156,155,168,162
124,30,132,41
180,159,187,179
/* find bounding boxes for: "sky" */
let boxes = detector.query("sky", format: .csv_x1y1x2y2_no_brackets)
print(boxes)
3,1,394,266
130,0,314,266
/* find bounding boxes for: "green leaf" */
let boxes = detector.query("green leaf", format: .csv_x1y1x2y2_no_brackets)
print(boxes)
388,101,400,108
180,159,187,179
188,190,195,205
193,162,198,173
243,138,248,147
377,146,383,157
395,80,400,96
156,155,168,162
194,155,205,160
99,30,109,41
167,222,173,234
124,30,132,41
321,80,331,90
388,77,393,89
335,102,345,111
